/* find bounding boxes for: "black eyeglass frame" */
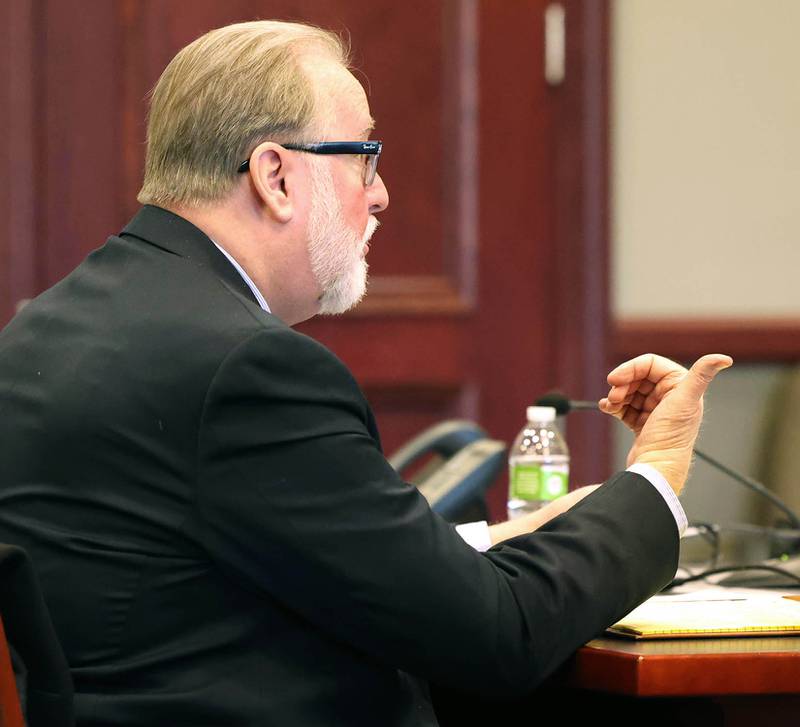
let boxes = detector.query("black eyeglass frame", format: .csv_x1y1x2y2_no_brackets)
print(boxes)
237,140,383,185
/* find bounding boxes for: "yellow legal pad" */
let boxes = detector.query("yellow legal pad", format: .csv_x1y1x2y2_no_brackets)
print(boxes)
607,595,800,640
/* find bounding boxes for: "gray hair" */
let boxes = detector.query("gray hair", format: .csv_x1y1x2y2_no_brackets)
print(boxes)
137,20,349,207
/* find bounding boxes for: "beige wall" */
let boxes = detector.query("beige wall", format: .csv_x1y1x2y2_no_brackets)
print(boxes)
612,0,800,319
611,0,800,530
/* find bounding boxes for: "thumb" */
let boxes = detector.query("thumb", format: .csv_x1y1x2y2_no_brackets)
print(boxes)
680,354,733,399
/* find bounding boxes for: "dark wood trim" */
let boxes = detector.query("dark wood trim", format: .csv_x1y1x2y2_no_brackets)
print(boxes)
441,0,479,309
362,383,462,408
118,0,173,220
613,318,800,364
475,0,553,517
348,275,470,316
473,0,613,516
552,0,612,484
296,316,466,386
40,0,123,286
0,0,38,324
120,0,145,219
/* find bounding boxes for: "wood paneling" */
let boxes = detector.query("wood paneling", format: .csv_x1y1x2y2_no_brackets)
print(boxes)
305,318,467,387
474,0,557,514
614,318,800,364
40,0,124,284
0,0,38,321
350,276,470,316
474,0,612,512
552,0,612,487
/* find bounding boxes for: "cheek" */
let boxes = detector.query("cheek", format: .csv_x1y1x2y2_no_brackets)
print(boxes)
333,180,369,234
347,200,369,237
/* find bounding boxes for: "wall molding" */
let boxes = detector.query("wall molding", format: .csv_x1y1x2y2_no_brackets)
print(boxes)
613,318,800,363
349,275,470,316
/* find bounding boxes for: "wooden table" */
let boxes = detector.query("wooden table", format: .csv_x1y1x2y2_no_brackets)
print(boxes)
434,588,800,725
433,634,800,726
558,635,800,726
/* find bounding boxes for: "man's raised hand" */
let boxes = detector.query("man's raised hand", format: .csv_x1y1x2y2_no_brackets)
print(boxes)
598,353,733,494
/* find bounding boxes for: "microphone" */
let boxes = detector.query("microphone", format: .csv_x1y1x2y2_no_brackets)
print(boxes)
535,390,800,530
534,392,597,414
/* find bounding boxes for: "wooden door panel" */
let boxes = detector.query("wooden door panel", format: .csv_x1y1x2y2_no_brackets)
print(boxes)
40,0,124,286
0,0,37,318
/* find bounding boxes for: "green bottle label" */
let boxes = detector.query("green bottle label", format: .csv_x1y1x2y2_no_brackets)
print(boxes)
510,462,568,501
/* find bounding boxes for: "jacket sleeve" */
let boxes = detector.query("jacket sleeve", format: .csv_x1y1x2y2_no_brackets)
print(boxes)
192,327,678,696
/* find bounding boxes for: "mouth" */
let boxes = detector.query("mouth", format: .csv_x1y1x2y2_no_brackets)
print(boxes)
360,217,379,259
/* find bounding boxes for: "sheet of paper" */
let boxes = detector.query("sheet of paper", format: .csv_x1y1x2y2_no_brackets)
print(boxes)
610,592,800,638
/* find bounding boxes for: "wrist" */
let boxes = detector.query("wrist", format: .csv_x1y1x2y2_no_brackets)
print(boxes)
630,455,687,495
488,508,549,546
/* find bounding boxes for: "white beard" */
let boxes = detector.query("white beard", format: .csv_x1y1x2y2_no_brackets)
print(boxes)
306,157,379,315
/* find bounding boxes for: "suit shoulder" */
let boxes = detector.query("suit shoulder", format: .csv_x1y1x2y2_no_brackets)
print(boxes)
210,326,366,404
198,326,379,451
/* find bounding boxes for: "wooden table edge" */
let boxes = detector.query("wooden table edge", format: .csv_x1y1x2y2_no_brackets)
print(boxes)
564,638,800,697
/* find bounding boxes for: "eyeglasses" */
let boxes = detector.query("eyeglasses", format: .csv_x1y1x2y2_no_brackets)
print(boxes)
237,140,383,186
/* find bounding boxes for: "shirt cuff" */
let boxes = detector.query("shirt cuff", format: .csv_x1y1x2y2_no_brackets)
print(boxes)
455,520,492,552
627,463,688,537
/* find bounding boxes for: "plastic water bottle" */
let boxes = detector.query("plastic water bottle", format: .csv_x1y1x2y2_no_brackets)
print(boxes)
507,406,569,519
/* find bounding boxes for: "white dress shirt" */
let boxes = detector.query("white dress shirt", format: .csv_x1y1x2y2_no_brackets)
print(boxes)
211,241,272,313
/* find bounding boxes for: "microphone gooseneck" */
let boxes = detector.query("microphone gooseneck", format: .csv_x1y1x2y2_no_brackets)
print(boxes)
534,392,597,415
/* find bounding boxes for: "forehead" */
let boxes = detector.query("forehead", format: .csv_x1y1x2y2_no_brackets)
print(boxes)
303,57,374,137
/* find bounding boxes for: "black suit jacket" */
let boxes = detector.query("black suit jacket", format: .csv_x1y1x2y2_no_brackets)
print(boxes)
0,206,678,726
0,543,74,727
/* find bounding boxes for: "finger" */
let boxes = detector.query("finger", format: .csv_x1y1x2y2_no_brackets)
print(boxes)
606,354,655,386
599,397,629,418
607,353,687,387
602,400,651,434
608,392,645,415
600,392,635,415
611,379,655,401
641,368,687,410
630,390,649,412
621,405,643,430
598,398,619,416
606,384,646,408
605,383,632,404
607,377,655,404
633,409,650,431
678,354,734,400
640,390,661,413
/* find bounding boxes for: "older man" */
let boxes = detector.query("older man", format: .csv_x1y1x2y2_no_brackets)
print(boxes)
0,20,729,727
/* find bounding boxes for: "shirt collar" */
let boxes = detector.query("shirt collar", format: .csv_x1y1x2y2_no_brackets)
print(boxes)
210,240,271,313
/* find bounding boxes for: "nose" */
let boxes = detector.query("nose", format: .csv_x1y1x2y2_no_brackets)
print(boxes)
367,173,389,214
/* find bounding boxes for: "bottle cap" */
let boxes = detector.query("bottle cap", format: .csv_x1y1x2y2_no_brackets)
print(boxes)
527,406,556,422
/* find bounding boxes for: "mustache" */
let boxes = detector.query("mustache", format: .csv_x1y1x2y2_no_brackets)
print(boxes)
362,216,380,244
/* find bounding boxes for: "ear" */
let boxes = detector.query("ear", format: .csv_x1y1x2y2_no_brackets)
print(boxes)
247,142,295,223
